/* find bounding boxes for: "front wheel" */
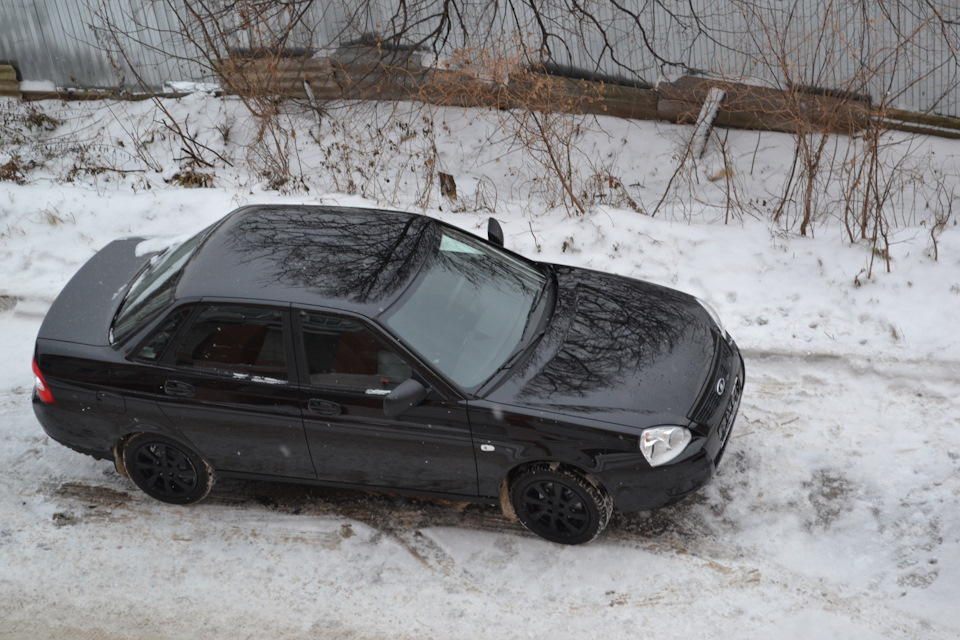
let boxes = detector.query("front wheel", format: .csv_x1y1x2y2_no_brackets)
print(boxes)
510,465,612,545
123,434,213,505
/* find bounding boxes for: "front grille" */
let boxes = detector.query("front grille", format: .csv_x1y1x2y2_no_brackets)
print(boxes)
713,373,742,466
717,374,742,445
690,335,733,425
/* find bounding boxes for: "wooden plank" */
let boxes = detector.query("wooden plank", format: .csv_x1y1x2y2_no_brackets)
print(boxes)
505,72,658,120
659,76,870,134
215,60,960,139
690,87,726,158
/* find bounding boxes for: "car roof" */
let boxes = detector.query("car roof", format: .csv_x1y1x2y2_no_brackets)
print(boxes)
176,204,439,316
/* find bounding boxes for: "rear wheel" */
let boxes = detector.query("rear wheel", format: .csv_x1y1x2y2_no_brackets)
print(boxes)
510,465,611,545
123,434,213,505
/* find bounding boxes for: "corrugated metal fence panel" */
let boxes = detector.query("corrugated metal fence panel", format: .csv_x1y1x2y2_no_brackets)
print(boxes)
2,0,112,88
0,0,209,90
80,0,209,89
1,0,958,115
126,1,208,85
0,0,58,84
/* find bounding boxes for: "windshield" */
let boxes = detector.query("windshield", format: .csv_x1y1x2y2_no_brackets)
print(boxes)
111,225,213,342
383,226,547,390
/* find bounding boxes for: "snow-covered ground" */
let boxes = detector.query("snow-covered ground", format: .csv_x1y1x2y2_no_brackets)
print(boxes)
1,95,959,638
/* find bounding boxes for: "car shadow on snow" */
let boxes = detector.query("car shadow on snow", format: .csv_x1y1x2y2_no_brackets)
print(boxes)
205,477,519,537
202,476,729,548
48,469,737,549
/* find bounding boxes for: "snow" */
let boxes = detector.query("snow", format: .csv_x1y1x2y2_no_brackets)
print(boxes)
1,94,959,638
17,80,56,92
164,81,221,95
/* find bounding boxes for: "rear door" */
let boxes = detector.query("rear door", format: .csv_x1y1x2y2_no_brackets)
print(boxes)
153,303,316,479
295,310,478,496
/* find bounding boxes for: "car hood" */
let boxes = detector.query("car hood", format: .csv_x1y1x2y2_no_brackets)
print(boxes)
483,265,717,428
37,237,152,346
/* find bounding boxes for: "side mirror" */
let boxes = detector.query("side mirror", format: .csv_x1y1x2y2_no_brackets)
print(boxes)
383,379,429,417
487,217,504,247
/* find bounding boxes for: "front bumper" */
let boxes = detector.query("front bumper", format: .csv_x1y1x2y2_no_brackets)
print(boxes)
596,440,717,512
601,344,744,513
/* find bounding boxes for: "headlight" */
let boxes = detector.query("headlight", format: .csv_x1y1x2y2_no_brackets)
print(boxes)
640,426,691,467
696,297,728,339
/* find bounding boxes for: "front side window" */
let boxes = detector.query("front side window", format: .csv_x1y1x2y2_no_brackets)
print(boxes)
173,306,288,381
300,313,412,393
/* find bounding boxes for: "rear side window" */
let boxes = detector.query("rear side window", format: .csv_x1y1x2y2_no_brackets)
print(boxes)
174,306,288,381
112,226,213,342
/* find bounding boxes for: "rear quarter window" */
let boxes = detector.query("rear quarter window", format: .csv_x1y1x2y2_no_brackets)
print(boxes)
134,309,191,362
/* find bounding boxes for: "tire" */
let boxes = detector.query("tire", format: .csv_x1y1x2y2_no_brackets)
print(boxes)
123,434,213,505
510,465,612,545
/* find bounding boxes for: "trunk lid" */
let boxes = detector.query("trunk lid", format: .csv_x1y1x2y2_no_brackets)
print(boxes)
37,238,153,346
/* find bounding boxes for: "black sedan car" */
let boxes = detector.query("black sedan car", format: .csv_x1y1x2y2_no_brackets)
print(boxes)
32,205,743,544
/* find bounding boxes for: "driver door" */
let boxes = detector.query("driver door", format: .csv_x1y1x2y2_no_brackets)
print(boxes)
295,310,478,496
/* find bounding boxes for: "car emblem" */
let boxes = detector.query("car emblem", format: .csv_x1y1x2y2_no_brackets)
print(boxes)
716,377,726,396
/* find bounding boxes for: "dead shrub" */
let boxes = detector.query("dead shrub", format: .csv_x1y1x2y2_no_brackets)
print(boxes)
166,168,215,188
0,157,29,184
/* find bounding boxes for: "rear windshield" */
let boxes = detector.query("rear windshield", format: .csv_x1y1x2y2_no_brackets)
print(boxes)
111,227,212,343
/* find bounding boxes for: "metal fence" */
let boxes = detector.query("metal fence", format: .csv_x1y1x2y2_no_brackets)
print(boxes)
1,0,958,116
0,0,189,89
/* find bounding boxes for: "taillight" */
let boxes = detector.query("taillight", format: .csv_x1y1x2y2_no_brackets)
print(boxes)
32,358,56,405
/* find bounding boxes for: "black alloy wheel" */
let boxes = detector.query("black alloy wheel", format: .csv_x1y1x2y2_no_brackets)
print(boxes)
511,465,611,545
123,434,213,505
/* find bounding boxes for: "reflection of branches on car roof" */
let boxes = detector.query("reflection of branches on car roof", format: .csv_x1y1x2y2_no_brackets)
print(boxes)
224,206,436,304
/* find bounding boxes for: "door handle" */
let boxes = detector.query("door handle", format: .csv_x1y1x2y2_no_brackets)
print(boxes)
164,380,196,398
308,398,341,416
